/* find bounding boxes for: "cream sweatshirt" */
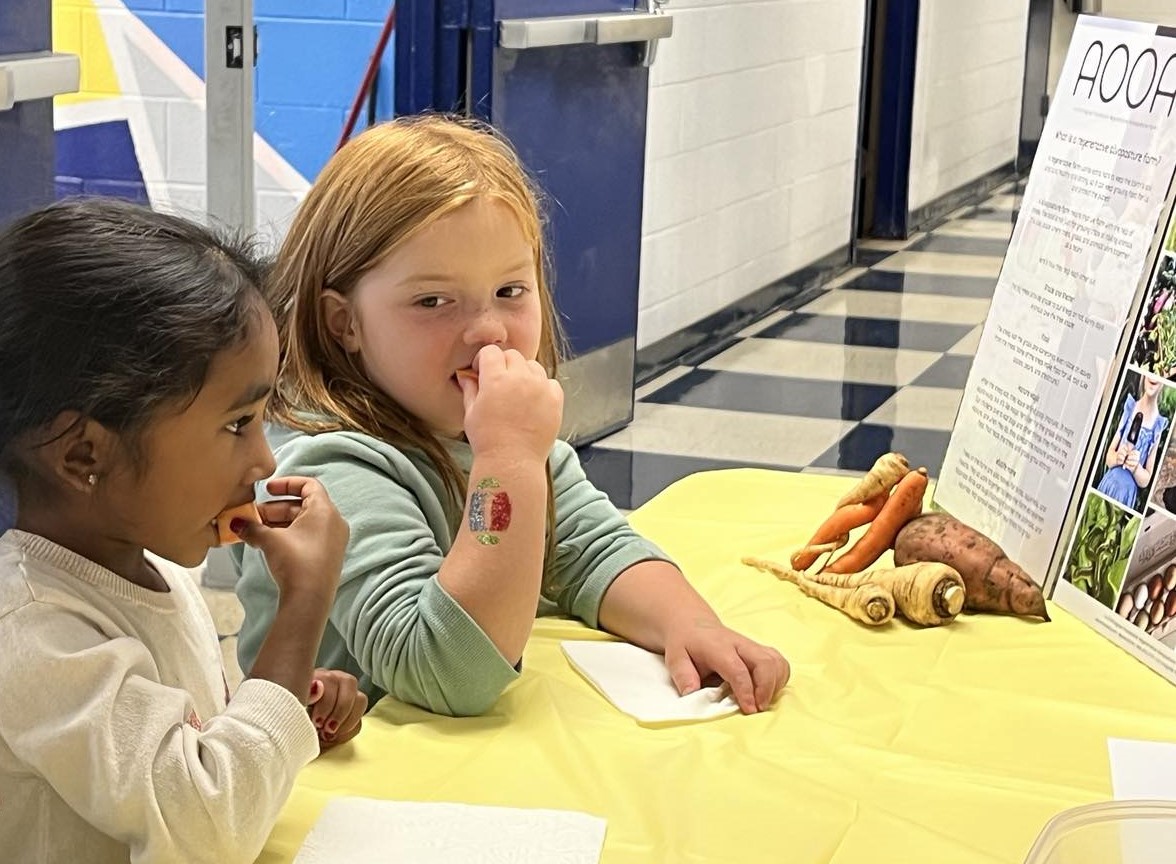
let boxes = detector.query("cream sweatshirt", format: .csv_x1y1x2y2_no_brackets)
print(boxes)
0,530,319,863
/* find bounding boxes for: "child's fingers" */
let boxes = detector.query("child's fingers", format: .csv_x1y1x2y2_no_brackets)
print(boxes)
322,693,367,749
707,651,758,714
457,370,480,413
471,344,506,381
264,475,326,501
663,646,702,696
332,691,368,740
256,499,303,527
232,518,275,549
322,675,360,736
310,680,341,729
737,642,789,712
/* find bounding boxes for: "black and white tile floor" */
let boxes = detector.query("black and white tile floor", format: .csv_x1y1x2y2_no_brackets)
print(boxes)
577,183,1020,511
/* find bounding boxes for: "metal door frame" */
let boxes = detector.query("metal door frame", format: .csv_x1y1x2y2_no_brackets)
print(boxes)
857,0,920,240
205,0,255,231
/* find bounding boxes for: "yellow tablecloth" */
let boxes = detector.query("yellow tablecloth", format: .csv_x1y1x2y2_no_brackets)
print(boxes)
259,469,1176,864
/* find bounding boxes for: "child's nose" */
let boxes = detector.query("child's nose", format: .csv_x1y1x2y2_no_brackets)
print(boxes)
244,429,277,485
463,308,508,346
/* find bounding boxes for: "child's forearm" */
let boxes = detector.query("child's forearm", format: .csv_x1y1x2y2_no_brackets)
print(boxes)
596,559,720,651
436,450,548,665
248,591,333,703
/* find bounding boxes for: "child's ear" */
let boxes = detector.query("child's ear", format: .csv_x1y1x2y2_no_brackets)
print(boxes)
37,412,119,494
321,290,361,353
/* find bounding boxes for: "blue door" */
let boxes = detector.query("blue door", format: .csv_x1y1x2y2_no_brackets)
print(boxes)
0,0,55,224
395,0,671,444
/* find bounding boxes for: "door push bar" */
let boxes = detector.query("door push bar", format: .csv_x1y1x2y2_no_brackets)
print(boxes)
0,52,80,112
498,3,673,67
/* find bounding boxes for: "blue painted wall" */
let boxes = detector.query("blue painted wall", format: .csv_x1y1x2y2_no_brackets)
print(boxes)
59,0,395,197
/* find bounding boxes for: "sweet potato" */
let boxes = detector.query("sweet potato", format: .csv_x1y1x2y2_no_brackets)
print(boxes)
892,512,1048,620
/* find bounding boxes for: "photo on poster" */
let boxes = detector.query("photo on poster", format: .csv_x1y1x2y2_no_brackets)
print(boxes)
1090,369,1176,516
1118,508,1176,648
1151,428,1176,517
1131,253,1176,378
1062,491,1141,609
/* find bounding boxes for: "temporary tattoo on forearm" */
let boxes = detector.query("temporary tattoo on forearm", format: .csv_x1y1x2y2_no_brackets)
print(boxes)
468,477,512,545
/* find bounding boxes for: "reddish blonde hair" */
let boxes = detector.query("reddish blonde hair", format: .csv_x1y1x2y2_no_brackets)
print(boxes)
268,114,564,520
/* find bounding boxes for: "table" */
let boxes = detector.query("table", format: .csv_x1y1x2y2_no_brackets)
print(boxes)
259,469,1176,864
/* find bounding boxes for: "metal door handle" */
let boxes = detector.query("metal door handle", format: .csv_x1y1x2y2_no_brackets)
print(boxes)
0,52,80,112
498,12,673,51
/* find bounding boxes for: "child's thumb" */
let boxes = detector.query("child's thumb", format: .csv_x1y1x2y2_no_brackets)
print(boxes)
307,679,324,705
232,517,273,549
458,373,479,413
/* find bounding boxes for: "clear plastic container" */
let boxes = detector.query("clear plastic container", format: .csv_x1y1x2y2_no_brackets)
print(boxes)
1024,801,1176,864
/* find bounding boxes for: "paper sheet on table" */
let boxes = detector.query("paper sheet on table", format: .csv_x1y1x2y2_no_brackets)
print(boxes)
560,640,739,726
1108,738,1176,800
1104,739,1176,864
292,797,607,864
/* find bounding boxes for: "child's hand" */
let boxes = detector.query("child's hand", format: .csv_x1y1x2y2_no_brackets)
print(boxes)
236,476,349,602
1125,448,1141,471
308,668,367,751
663,618,789,714
460,344,563,462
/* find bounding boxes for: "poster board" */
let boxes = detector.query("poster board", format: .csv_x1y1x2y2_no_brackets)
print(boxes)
934,16,1176,682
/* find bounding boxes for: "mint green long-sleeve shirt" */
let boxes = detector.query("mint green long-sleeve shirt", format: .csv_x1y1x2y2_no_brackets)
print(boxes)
233,431,672,717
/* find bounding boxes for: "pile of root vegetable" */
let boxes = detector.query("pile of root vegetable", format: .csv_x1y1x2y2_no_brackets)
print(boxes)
743,453,1049,627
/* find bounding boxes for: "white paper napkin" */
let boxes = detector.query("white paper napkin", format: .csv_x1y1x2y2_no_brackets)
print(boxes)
1108,738,1176,800
293,797,607,864
560,640,739,726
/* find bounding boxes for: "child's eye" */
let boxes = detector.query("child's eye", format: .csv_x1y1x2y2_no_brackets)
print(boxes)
416,295,452,308
498,284,527,299
225,414,255,436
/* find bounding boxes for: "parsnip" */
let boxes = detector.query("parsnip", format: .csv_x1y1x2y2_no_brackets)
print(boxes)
744,557,965,626
835,452,910,509
743,556,895,625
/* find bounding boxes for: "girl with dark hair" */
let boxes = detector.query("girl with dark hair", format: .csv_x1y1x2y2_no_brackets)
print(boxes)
0,198,364,863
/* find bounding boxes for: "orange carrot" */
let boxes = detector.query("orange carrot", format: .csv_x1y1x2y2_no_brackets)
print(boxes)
790,492,887,570
822,468,928,574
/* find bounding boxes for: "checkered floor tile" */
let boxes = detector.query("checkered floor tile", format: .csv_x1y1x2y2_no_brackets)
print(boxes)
577,181,1022,510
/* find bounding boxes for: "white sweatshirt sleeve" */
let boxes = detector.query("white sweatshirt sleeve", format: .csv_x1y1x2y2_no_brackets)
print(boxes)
0,600,320,864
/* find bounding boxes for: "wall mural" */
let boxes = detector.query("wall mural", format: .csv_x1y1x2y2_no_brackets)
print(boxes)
52,0,394,239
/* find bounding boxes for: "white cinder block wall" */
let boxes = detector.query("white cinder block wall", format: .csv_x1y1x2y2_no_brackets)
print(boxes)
1097,1,1175,22
637,0,867,349
908,0,1029,212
